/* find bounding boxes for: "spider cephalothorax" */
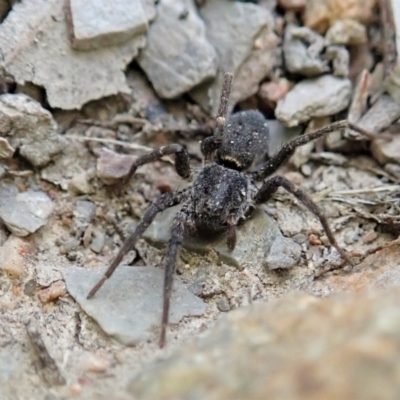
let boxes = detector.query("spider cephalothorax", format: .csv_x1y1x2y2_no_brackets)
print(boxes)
88,73,360,347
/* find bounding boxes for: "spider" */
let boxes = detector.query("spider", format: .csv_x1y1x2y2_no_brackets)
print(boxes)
87,72,361,348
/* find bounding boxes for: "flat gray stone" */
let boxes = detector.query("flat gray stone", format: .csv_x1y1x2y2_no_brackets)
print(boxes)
144,207,301,271
275,75,352,127
64,265,206,345
0,183,54,236
138,0,217,99
67,0,148,50
0,0,146,109
190,0,271,115
283,24,329,77
0,94,64,166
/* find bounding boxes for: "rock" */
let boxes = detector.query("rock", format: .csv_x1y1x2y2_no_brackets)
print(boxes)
0,0,146,109
0,94,64,167
0,137,15,159
324,45,349,77
127,288,400,399
258,78,292,113
278,0,306,11
384,0,400,103
90,231,105,254
275,75,352,127
371,133,400,165
96,147,136,185
0,235,32,279
190,0,274,115
303,0,377,34
80,352,111,374
73,200,96,229
63,265,206,345
38,281,66,303
67,0,148,50
283,24,329,77
326,18,367,45
68,172,93,195
0,184,54,236
349,43,374,82
355,94,400,134
137,0,217,99
144,207,302,271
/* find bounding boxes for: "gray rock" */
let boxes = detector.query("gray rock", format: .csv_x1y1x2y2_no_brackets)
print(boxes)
283,24,329,77
127,288,400,399
67,0,148,50
384,0,400,103
355,94,400,134
90,231,105,254
0,94,64,167
73,200,96,229
138,0,217,99
0,137,15,159
63,265,206,345
0,184,54,236
96,147,136,185
144,207,301,271
190,0,272,115
0,0,146,109
326,18,367,45
276,75,352,127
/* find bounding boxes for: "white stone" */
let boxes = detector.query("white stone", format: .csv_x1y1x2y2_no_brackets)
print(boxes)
68,0,148,50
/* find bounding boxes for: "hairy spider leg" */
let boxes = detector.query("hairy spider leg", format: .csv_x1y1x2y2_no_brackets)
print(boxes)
251,120,369,181
122,143,192,186
87,189,190,299
255,175,354,266
159,204,192,348
201,72,233,161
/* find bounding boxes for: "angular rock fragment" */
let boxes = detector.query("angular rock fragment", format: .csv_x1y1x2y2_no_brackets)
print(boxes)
190,0,276,115
144,207,301,271
304,0,377,34
0,235,33,279
138,0,217,99
0,137,15,159
275,75,352,127
96,147,136,185
326,18,367,45
67,0,148,50
0,94,63,166
0,0,146,109
283,24,329,77
64,265,206,345
0,183,54,236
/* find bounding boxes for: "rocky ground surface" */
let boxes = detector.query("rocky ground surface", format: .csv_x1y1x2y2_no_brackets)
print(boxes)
1,0,400,399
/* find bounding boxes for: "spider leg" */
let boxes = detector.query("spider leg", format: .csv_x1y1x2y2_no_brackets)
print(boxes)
251,120,367,181
160,205,191,348
124,144,192,185
87,189,189,299
255,175,354,266
200,72,233,161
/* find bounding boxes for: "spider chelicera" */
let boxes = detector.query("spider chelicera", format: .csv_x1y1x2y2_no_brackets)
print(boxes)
88,72,360,347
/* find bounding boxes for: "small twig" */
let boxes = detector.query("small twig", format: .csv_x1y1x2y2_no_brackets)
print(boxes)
66,135,153,152
330,185,400,196
26,319,65,386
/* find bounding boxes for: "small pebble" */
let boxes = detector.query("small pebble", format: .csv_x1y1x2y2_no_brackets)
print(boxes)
81,352,111,373
38,281,66,303
309,234,322,246
0,235,32,279
217,297,231,312
361,231,378,244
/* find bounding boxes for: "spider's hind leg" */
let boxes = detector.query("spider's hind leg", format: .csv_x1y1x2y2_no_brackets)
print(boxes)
255,175,353,267
160,204,192,348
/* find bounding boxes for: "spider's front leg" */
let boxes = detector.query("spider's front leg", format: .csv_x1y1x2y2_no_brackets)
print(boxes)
160,204,192,348
122,143,192,187
200,72,233,162
87,189,189,299
255,175,354,266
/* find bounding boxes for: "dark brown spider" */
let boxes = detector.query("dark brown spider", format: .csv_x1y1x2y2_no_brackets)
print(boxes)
88,73,360,347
